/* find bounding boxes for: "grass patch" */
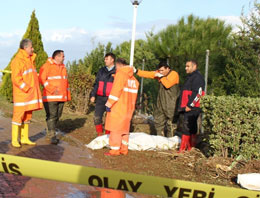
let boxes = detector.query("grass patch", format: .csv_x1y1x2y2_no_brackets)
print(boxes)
0,95,90,126
0,95,13,117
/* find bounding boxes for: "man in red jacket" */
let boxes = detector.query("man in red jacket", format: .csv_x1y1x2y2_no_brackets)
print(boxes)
105,58,139,156
177,60,205,152
39,50,71,144
90,53,116,136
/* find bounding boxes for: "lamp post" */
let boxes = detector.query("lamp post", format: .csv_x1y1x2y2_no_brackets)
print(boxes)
205,49,210,94
129,0,142,66
139,58,145,113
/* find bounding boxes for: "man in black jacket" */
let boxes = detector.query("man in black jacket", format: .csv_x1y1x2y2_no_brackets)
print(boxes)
177,60,205,152
90,52,116,136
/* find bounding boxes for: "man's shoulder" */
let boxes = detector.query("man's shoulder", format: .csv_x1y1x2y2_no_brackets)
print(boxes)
41,61,52,69
11,55,23,67
99,66,106,70
191,70,205,84
169,70,179,77
96,66,106,73
194,70,204,79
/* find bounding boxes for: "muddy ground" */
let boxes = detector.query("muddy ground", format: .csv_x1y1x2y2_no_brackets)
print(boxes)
0,99,259,191
57,108,260,189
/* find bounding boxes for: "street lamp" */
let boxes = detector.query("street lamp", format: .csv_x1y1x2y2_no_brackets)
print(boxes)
129,0,142,66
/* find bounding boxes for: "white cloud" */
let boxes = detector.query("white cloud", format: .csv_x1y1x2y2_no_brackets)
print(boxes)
0,16,242,70
0,19,176,70
218,16,242,32
0,31,23,38
42,27,88,43
95,28,131,41
0,31,22,47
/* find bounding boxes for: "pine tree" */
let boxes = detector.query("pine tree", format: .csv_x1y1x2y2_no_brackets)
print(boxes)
0,10,48,101
147,14,233,87
218,2,260,97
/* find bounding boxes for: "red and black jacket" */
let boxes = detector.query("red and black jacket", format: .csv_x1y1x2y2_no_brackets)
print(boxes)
90,66,116,98
178,70,205,112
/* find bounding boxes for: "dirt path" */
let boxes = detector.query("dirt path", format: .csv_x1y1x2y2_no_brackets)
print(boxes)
0,114,150,198
67,113,260,190
0,106,259,197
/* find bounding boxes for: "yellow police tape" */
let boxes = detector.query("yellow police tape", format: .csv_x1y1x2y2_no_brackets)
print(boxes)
0,153,258,198
0,69,11,74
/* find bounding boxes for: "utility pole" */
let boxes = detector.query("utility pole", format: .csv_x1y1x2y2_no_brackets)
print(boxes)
139,58,145,114
205,50,210,94
167,55,170,65
201,49,210,134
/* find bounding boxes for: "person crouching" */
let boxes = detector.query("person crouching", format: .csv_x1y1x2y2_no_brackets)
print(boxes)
104,58,139,156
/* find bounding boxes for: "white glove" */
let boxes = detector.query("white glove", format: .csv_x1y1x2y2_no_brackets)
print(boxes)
133,67,137,73
155,73,164,78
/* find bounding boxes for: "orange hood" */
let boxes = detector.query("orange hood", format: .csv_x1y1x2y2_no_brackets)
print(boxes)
47,57,65,66
17,49,36,62
117,66,134,77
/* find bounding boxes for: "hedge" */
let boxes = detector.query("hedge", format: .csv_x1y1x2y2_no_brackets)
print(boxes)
201,95,260,160
66,70,95,114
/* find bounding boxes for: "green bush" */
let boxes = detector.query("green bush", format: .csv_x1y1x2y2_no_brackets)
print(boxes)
0,73,13,102
67,69,95,114
201,95,260,160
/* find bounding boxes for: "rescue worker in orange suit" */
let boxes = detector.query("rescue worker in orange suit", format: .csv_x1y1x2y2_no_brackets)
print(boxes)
177,60,205,152
104,58,139,156
39,50,71,144
90,53,116,136
134,61,179,137
11,39,43,147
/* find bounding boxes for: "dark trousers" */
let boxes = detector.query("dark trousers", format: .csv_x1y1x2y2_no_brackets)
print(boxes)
153,108,174,137
43,102,64,134
94,96,108,125
177,110,200,136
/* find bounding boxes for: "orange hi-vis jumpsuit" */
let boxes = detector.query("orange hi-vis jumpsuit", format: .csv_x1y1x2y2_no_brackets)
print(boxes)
11,49,43,125
39,58,71,102
39,58,71,143
105,66,139,155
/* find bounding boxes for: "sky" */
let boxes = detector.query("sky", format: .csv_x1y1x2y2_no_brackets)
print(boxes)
0,0,252,70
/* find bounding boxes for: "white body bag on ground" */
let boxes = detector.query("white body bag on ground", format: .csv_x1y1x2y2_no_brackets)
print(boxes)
237,173,260,191
86,132,180,151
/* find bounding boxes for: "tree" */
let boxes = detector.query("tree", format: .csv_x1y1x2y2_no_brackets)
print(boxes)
113,39,159,113
69,42,113,75
113,39,158,69
217,2,260,97
0,10,48,101
147,15,233,89
23,10,48,71
66,43,113,114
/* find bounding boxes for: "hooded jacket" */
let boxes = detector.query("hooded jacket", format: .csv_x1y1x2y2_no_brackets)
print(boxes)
90,66,116,98
39,58,71,102
105,66,139,133
178,70,205,112
11,49,43,112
